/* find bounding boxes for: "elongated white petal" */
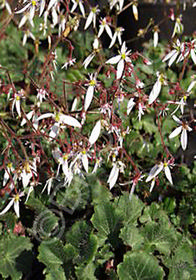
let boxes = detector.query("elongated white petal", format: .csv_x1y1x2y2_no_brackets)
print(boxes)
149,178,156,192
164,166,173,185
0,198,14,216
105,25,113,38
39,0,45,16
169,126,182,139
83,53,95,69
48,0,57,11
148,80,161,105
70,2,77,13
19,15,28,28
109,33,117,48
22,171,32,188
107,164,119,190
37,113,54,121
98,26,104,38
146,163,163,182
116,59,124,79
84,11,93,30
172,115,182,124
181,128,187,150
60,114,81,128
163,50,177,62
82,153,88,173
168,51,179,67
14,199,20,217
29,6,35,20
84,85,94,111
16,99,21,117
89,120,101,145
3,170,9,186
79,2,85,17
5,2,12,14
132,4,138,21
154,31,158,47
127,98,135,115
106,55,121,65
21,110,34,126
129,183,136,201
187,80,196,92
191,49,196,64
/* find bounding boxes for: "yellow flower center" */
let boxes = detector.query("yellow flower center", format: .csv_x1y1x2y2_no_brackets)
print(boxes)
24,162,31,173
163,162,168,168
92,7,97,13
7,162,12,169
32,0,36,6
14,193,20,202
89,79,96,86
63,154,68,161
121,53,126,60
55,113,60,122
183,95,187,102
159,74,165,85
16,95,20,101
82,150,86,154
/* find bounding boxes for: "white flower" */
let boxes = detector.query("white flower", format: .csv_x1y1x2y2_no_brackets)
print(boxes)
169,115,192,150
0,192,24,218
109,27,124,48
98,17,112,38
107,161,125,190
84,6,100,30
148,73,166,105
62,58,76,70
109,0,124,11
172,16,183,38
84,73,97,111
92,157,102,174
106,42,132,79
83,38,99,68
146,160,173,188
89,120,101,145
70,0,85,17
37,112,81,138
162,39,183,67
11,90,25,117
37,88,48,104
42,177,54,195
20,161,37,188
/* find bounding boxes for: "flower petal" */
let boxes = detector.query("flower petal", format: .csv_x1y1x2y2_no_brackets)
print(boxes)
60,114,82,128
107,164,119,190
148,79,161,105
37,113,54,121
169,126,182,139
0,198,14,216
89,120,101,145
164,166,173,185
106,55,121,65
84,85,94,111
181,128,187,150
116,59,124,79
